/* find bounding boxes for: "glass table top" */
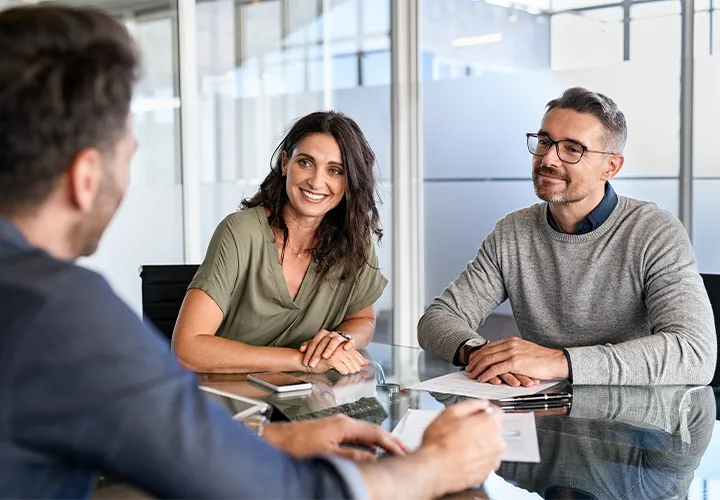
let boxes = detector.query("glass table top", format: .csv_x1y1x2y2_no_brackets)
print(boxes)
196,342,720,500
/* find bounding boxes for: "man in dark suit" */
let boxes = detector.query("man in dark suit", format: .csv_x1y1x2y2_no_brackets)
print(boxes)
0,5,504,499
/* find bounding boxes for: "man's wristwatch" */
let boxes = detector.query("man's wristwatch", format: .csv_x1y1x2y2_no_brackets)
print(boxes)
459,338,488,365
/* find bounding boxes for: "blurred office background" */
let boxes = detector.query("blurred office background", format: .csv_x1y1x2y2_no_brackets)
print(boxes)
0,0,718,345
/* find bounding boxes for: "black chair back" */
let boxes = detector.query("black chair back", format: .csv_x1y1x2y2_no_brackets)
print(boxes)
701,273,720,387
139,264,199,340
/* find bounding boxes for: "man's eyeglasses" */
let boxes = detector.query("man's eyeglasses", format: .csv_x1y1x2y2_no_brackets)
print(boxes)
526,133,616,165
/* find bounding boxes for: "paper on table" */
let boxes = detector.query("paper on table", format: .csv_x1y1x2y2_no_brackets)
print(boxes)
392,409,540,463
498,412,541,462
391,410,439,452
407,370,560,400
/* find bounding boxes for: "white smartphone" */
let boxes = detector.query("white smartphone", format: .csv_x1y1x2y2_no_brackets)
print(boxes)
271,389,313,400
199,386,270,420
248,372,313,393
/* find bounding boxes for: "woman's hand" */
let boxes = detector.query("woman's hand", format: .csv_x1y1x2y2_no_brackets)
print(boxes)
300,329,355,368
304,345,369,375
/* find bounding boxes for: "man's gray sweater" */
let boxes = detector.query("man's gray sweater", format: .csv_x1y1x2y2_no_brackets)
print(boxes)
418,196,716,385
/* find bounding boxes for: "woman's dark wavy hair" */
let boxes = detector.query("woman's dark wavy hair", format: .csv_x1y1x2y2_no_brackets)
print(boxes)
242,111,382,281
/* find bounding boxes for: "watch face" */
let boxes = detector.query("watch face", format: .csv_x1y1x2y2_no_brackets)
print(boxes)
465,339,487,349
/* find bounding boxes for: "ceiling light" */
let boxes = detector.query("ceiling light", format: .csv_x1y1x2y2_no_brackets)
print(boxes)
451,33,503,47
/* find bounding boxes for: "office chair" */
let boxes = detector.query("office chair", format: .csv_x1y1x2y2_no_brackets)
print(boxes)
139,264,199,340
700,273,720,387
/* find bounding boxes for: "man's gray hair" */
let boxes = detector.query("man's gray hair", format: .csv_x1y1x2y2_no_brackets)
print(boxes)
545,87,627,154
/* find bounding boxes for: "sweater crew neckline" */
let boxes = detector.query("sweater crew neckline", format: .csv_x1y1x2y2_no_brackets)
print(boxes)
541,196,628,244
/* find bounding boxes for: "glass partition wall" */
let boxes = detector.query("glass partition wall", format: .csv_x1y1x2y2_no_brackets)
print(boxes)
1,0,715,345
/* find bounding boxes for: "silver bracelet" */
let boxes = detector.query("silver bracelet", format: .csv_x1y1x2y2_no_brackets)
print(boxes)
336,331,353,341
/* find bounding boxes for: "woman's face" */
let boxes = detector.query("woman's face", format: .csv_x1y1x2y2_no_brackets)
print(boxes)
282,133,346,221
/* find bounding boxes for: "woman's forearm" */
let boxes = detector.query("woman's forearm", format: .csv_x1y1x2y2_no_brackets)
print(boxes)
174,335,306,374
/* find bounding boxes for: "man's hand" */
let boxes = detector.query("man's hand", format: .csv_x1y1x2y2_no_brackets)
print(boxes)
262,414,407,461
416,399,505,497
466,337,569,385
300,329,355,368
466,344,540,388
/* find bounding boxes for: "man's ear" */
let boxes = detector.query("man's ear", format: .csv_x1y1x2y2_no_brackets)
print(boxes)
68,148,103,212
602,154,624,181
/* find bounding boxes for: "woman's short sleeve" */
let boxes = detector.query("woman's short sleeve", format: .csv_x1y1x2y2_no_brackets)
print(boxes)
346,243,388,315
188,214,241,316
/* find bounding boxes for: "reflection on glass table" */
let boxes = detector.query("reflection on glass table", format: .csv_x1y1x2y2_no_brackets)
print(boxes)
196,342,720,499
442,386,716,500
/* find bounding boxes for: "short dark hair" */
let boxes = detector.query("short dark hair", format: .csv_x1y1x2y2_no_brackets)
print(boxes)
242,111,383,281
545,87,627,153
0,5,140,215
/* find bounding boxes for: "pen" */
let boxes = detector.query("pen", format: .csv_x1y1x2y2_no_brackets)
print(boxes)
495,392,572,404
500,401,571,412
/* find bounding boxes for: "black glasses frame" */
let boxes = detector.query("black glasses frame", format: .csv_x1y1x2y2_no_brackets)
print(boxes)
526,133,616,165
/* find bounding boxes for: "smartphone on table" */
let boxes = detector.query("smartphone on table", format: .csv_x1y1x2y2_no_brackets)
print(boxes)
248,372,312,393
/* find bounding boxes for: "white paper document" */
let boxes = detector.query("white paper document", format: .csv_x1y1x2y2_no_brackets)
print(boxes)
407,370,560,400
392,409,541,463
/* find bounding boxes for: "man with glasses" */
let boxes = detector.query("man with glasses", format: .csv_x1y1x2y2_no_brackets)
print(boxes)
418,87,716,387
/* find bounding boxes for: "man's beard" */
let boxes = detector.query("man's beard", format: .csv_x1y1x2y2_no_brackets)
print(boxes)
532,166,583,205
72,176,123,258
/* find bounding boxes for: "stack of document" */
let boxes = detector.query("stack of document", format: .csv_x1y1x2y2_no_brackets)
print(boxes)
392,409,540,463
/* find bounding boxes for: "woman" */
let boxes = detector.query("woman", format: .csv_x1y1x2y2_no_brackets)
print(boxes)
172,111,387,374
